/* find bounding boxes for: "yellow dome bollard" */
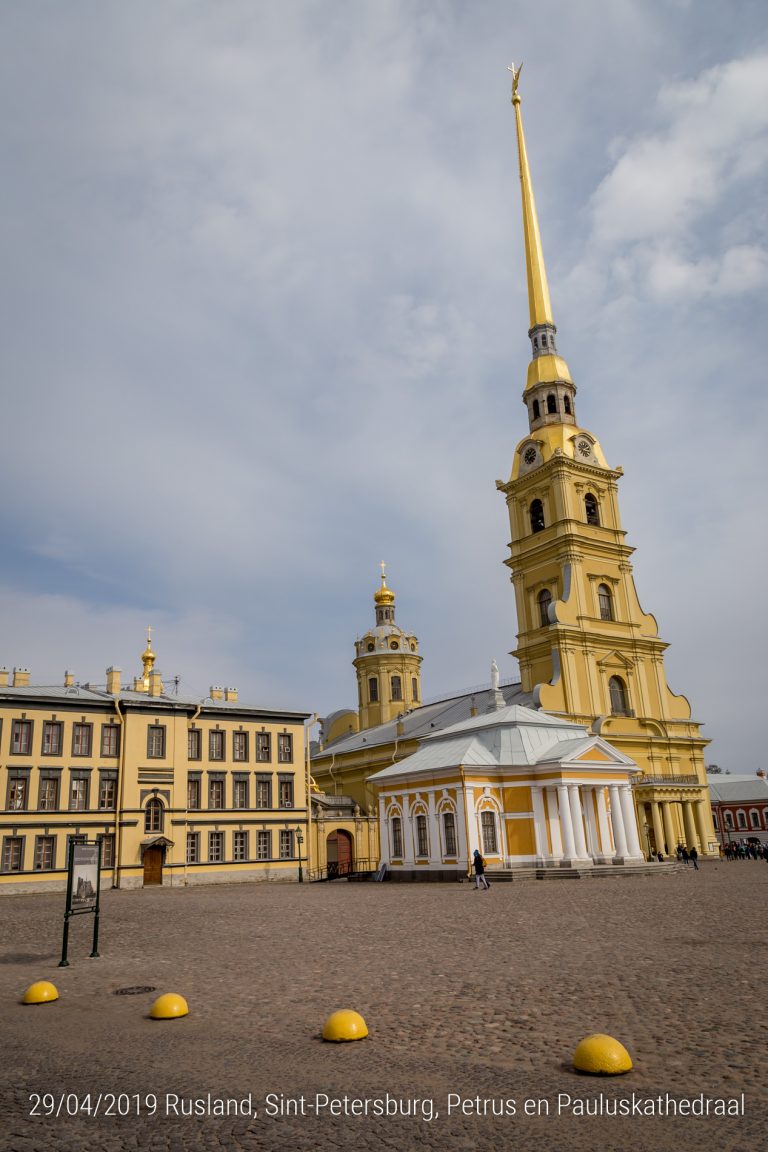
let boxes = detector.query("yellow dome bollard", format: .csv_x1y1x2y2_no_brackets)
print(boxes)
22,980,59,1005
573,1033,632,1075
322,1009,368,1042
149,993,189,1020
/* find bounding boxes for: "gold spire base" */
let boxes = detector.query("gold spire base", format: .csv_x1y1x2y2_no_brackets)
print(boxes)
525,353,574,392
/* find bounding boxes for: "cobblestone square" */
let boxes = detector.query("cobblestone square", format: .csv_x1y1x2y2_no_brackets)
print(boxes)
1,862,765,1151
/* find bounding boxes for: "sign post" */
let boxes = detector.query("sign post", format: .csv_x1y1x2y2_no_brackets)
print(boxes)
59,839,102,967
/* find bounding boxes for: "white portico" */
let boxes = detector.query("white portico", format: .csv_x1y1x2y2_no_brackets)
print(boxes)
368,699,644,876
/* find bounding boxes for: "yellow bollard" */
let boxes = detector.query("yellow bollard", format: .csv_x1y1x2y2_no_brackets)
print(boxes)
22,980,59,1005
573,1033,632,1075
149,993,189,1019
322,1009,368,1042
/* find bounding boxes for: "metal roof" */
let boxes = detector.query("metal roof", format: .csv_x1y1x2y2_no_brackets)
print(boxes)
707,774,768,804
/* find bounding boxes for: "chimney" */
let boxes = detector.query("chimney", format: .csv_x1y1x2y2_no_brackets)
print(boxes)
210,685,224,701
0,668,8,687
224,686,238,703
12,667,30,688
106,666,122,695
149,670,164,697
64,670,74,687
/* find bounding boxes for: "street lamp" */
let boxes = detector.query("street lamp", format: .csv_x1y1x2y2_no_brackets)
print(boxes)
295,826,304,884
643,822,652,861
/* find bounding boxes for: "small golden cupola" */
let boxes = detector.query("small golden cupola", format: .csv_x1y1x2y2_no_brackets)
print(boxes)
353,564,423,731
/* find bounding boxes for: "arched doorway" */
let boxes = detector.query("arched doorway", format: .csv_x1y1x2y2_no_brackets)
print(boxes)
326,829,353,878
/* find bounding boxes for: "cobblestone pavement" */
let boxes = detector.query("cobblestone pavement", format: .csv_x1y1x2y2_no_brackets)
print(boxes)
1,861,765,1152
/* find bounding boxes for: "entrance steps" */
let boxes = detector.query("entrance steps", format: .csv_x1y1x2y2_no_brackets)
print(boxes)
485,861,684,882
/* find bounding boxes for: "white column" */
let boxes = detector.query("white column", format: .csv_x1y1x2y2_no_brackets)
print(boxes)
557,784,577,862
427,790,441,865
531,786,548,862
582,787,599,860
378,795,389,864
619,785,643,859
609,784,630,860
569,785,589,860
546,789,563,859
402,796,415,865
597,788,613,856
456,790,469,868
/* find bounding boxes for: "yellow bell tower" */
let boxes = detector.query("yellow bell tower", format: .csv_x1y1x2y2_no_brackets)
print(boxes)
353,564,422,731
496,65,716,856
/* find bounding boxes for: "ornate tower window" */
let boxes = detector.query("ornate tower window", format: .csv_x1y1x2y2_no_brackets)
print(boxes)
563,396,571,414
608,676,629,716
538,588,552,626
391,675,403,702
412,677,419,701
585,493,600,525
546,393,557,414
598,584,613,621
530,499,545,533
532,398,540,420
368,677,379,703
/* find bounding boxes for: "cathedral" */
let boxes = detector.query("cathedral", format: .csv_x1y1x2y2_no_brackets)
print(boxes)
310,68,717,873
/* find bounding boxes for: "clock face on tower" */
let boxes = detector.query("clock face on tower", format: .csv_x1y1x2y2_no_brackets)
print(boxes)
524,446,537,465
577,439,591,458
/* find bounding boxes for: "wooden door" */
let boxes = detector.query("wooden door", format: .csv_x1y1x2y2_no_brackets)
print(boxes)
143,846,163,886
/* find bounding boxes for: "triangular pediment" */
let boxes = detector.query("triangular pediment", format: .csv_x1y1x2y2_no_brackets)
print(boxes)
596,650,634,672
575,746,613,762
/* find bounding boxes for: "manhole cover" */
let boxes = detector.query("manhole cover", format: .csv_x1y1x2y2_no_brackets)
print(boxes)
114,985,157,996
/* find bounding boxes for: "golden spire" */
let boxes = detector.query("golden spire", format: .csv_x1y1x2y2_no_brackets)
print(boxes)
509,64,573,391
374,561,395,606
141,624,155,680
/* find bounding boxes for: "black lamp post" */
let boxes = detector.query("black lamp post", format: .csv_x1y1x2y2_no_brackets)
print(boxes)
643,821,652,861
296,826,304,884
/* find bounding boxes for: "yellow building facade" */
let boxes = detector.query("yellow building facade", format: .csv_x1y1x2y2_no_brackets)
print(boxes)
0,639,310,893
497,66,717,857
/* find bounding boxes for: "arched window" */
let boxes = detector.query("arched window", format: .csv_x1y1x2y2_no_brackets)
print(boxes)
538,588,552,627
533,336,538,348
411,677,418,702
585,493,600,525
763,808,768,828
391,675,403,702
598,584,614,621
532,399,540,420
368,676,379,703
736,810,747,829
546,393,557,414
415,814,429,857
724,811,734,830
541,334,548,347
391,817,403,858
480,810,498,854
749,809,760,829
563,396,572,414
145,798,164,834
608,676,629,715
530,499,545,533
442,812,457,857
711,810,718,828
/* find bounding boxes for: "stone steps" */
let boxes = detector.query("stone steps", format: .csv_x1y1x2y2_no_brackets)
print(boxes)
484,861,684,882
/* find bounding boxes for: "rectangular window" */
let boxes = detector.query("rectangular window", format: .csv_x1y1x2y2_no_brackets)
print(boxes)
147,725,166,758
100,724,120,758
278,775,294,808
256,775,272,809
187,776,201,810
257,830,271,860
2,836,24,872
233,831,248,861
208,778,225,810
443,812,457,857
39,775,60,811
416,814,429,857
72,723,93,757
279,829,294,859
100,834,115,869
69,775,89,811
98,775,117,810
188,728,202,760
209,730,225,761
11,719,33,755
42,721,63,756
233,731,248,762
208,831,224,863
391,817,403,858
256,732,271,762
277,733,293,763
481,811,498,855
186,832,200,864
34,836,55,871
233,778,249,809
7,774,29,811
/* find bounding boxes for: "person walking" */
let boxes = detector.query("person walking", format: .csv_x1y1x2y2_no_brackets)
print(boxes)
472,849,490,890
689,846,699,870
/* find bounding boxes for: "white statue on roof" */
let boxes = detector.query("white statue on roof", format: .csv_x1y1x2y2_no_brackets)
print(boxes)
491,660,500,691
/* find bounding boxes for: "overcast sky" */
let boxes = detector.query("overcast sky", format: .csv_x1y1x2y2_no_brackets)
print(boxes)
1,1,766,771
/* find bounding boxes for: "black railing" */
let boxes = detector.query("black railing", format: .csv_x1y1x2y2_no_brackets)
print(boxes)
309,857,379,883
633,773,701,787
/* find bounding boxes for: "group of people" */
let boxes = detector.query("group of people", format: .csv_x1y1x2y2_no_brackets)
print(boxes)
722,841,768,861
675,844,699,870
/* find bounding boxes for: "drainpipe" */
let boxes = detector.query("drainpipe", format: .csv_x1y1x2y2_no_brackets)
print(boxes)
183,703,202,888
113,697,127,889
305,714,316,877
